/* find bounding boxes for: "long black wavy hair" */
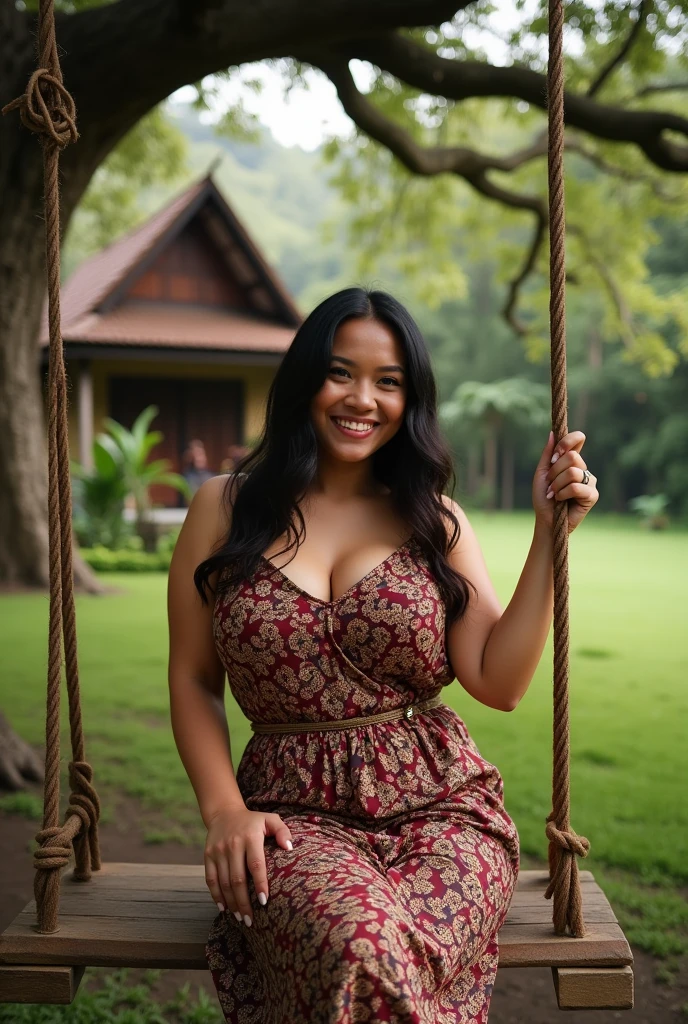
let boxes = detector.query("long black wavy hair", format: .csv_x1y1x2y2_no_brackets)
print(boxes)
194,287,477,627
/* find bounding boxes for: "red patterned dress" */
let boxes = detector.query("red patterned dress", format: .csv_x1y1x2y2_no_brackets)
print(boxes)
205,534,520,1024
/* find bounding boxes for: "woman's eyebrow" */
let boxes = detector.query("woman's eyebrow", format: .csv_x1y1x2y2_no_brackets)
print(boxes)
331,355,405,373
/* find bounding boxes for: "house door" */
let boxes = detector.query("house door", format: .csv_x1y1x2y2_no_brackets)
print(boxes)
108,376,244,507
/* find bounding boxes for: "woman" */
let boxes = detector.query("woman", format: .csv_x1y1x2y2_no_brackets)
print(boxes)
167,287,598,1023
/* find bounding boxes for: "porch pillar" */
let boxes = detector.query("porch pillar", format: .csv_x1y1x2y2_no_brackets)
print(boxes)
78,360,94,470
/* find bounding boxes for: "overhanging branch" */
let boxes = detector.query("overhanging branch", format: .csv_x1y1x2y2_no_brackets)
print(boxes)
635,81,688,98
310,54,682,339
565,136,678,200
587,0,648,97
9,0,463,138
570,226,637,352
309,54,548,336
311,54,547,182
323,33,688,172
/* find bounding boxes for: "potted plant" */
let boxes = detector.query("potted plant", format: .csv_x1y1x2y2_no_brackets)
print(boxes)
74,405,192,552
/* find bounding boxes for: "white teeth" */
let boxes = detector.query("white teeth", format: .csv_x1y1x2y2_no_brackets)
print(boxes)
333,418,375,432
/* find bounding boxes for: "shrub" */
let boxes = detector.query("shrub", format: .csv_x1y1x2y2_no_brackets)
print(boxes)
80,547,164,572
628,493,670,530
80,528,181,572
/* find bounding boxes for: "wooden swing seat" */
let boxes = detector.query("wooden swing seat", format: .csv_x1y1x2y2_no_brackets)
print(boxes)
0,864,633,1010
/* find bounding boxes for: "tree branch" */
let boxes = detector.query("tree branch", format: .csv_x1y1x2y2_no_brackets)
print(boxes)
4,0,462,156
565,136,678,200
507,126,680,200
310,55,543,181
323,33,688,172
570,227,637,352
587,0,648,98
57,0,464,121
502,213,547,338
2,0,468,228
311,55,681,338
635,81,688,98
309,55,548,336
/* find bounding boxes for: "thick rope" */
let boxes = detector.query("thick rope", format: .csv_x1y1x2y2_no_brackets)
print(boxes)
544,0,591,937
2,0,101,933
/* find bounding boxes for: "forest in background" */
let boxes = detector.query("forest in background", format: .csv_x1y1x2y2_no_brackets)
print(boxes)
62,99,688,520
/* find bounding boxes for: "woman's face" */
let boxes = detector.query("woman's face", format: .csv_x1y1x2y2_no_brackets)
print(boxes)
310,316,407,463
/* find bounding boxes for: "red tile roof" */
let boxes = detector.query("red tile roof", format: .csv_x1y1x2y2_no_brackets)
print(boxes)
39,174,299,353
55,302,294,351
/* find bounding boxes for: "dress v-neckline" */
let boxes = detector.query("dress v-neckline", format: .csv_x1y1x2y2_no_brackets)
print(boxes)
260,535,417,607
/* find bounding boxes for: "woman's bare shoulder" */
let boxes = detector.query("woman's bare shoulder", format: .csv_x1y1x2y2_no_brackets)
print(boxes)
440,493,470,547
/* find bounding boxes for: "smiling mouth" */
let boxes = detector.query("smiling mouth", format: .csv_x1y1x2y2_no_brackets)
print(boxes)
331,416,379,437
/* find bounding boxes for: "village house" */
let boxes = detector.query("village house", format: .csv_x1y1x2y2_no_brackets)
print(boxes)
39,171,300,507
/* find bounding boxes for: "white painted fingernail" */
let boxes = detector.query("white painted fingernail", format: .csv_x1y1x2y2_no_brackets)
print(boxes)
233,910,242,921
258,891,267,906
546,490,554,499
551,452,560,463
216,902,225,912
286,840,293,851
243,914,252,927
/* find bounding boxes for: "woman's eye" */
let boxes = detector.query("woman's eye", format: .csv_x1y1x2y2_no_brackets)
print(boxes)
329,367,400,386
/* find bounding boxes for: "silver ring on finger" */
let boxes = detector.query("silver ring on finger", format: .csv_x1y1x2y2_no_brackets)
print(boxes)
581,469,591,485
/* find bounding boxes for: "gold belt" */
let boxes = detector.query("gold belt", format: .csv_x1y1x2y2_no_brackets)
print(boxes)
250,692,446,735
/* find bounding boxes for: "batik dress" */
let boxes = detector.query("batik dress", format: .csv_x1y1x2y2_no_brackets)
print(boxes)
205,534,520,1024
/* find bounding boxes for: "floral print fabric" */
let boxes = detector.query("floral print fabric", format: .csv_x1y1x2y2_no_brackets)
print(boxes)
205,535,520,1023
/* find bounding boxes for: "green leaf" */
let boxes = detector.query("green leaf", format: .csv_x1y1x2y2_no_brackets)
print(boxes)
131,405,161,448
93,438,123,480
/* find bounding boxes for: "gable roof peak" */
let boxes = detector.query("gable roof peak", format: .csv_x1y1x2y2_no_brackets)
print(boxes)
40,166,301,343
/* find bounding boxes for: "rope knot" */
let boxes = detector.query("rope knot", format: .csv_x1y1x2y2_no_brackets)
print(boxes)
33,825,72,871
545,814,591,858
1,67,78,148
67,759,101,831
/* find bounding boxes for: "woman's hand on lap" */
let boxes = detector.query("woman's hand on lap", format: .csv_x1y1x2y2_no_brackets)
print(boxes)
204,806,294,926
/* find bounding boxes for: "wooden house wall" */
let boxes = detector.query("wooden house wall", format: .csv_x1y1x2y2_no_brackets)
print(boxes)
126,221,250,310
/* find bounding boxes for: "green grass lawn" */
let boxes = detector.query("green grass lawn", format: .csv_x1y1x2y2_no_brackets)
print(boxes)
2,511,687,963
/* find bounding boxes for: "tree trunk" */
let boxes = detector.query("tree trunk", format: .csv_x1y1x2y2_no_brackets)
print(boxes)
484,425,498,511
0,156,104,592
500,436,515,510
0,711,44,791
572,327,603,433
467,444,479,498
0,160,53,587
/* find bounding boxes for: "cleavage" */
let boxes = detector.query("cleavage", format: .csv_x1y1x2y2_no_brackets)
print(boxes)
261,540,405,602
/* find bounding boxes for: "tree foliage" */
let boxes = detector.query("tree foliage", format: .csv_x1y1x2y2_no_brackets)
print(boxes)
305,5,688,376
62,106,187,277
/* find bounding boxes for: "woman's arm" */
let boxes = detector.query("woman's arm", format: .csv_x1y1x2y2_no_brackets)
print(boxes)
475,520,553,711
443,498,553,713
167,474,245,826
168,474,295,925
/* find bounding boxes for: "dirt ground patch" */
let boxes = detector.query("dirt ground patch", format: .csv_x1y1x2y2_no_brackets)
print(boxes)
1,783,686,1022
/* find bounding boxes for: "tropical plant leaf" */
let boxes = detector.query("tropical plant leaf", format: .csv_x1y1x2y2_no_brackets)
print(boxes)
93,437,123,480
131,405,161,448
102,418,137,462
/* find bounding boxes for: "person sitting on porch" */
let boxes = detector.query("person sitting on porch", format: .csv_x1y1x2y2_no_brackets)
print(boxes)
182,440,215,501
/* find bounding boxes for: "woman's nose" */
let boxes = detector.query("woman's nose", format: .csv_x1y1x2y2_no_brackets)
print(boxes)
344,382,375,410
